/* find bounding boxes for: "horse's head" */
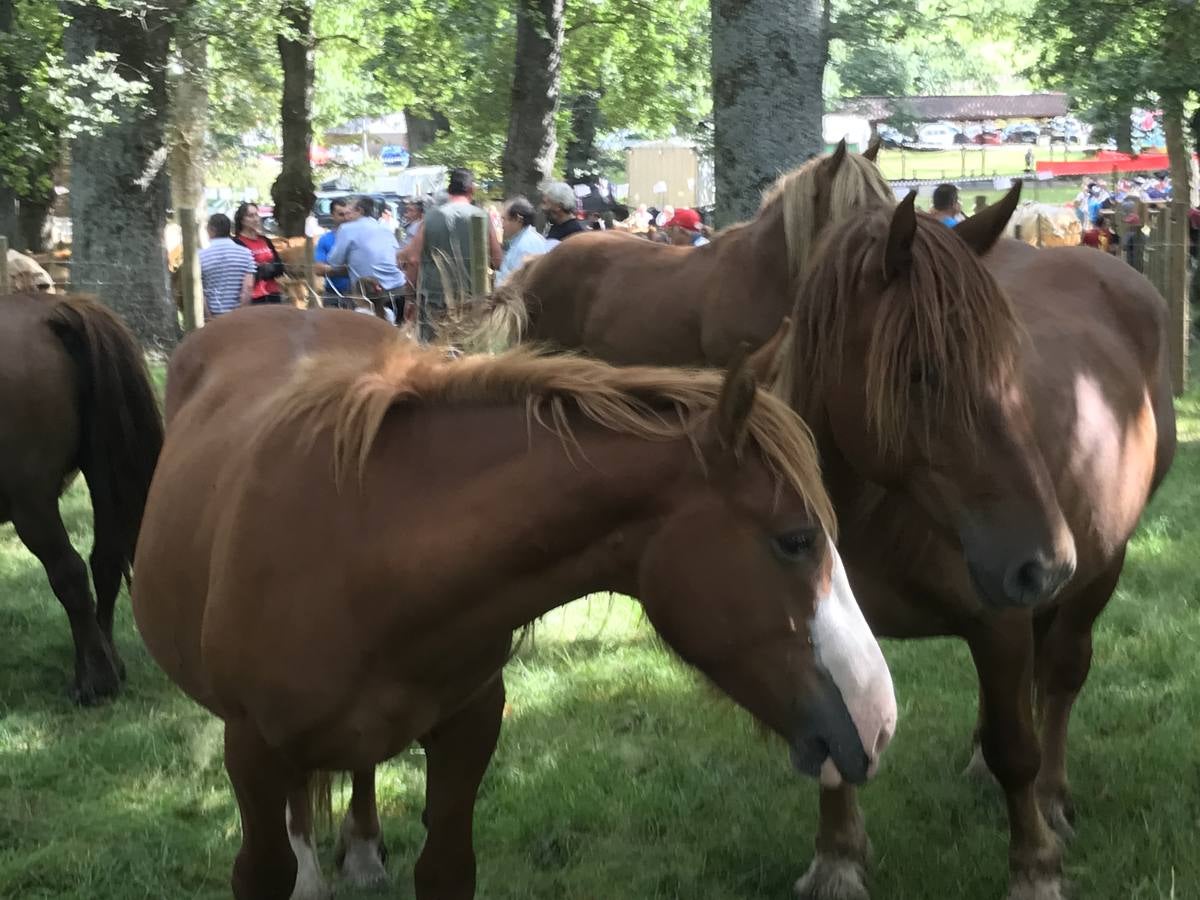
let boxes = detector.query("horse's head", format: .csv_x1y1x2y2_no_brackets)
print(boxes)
788,186,1076,609
759,139,896,285
637,342,896,787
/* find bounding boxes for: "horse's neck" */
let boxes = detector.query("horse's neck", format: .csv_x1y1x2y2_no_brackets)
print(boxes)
388,408,682,624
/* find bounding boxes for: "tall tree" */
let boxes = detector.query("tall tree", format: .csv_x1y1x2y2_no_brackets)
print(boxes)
167,27,208,214
64,0,181,349
710,0,825,226
1032,0,1197,205
501,0,563,198
272,0,315,236
0,0,64,251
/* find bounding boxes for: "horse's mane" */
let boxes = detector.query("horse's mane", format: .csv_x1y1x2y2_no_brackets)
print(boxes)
760,153,895,284
783,207,1022,455
264,340,835,535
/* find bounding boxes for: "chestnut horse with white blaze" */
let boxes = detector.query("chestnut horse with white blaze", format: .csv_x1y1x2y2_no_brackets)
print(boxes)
131,307,896,900
476,146,1176,899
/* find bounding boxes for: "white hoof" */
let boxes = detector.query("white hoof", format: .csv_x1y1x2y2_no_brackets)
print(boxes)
1006,875,1067,900
962,744,997,783
338,832,389,888
794,853,869,900
287,830,331,900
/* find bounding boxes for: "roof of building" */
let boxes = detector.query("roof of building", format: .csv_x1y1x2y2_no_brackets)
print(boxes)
836,93,1070,123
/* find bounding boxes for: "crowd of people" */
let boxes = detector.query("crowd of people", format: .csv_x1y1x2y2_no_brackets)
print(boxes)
198,167,716,339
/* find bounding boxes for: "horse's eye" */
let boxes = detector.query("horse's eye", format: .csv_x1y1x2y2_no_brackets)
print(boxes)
909,363,940,389
771,529,818,563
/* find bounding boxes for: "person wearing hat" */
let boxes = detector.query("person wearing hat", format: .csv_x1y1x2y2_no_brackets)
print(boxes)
665,208,709,246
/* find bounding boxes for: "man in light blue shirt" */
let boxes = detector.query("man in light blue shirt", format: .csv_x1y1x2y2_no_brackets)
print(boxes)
327,195,406,321
497,196,549,286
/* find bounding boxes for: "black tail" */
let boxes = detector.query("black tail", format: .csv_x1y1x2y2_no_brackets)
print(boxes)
47,296,164,583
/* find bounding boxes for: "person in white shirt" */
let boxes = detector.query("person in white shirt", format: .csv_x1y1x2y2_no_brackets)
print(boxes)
497,196,549,286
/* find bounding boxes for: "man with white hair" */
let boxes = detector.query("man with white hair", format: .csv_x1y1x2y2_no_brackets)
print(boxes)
540,181,586,244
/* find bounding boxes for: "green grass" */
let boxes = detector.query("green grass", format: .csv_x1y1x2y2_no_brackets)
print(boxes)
2,381,1198,899
874,145,1092,182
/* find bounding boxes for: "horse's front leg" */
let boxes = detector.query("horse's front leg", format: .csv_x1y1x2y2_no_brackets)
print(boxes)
334,766,389,887
968,614,1063,900
795,783,870,900
413,676,506,900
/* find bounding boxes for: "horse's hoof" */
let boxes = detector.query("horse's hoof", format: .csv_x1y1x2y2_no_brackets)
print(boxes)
794,853,869,900
335,821,389,888
70,663,121,706
962,743,996,783
1006,875,1068,900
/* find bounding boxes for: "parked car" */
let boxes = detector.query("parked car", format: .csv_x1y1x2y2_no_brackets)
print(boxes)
877,124,914,148
916,122,960,147
974,130,1003,145
1002,123,1040,144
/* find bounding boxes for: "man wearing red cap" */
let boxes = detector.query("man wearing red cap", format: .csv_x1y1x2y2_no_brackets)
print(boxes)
665,208,710,247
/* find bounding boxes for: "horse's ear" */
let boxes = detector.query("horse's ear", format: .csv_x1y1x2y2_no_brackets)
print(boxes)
863,134,882,163
955,179,1021,256
884,190,919,282
829,138,849,172
746,317,792,385
716,343,758,456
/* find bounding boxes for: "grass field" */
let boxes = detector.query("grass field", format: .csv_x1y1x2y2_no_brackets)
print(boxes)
1,375,1198,899
874,145,1091,183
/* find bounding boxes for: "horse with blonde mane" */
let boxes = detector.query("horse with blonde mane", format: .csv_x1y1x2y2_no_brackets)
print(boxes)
477,141,892,361
132,306,896,900
477,143,1177,900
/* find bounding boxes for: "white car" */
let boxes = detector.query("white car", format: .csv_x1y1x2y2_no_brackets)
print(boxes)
916,122,960,147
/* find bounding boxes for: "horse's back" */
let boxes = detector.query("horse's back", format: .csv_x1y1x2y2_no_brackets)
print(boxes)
0,296,81,514
135,308,397,714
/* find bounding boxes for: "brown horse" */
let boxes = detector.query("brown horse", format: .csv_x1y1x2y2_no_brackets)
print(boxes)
0,293,163,703
476,141,893,363
131,307,897,900
474,150,1176,898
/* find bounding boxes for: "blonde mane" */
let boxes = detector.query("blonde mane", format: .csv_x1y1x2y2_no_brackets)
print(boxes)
760,152,895,284
263,340,835,536
784,207,1022,456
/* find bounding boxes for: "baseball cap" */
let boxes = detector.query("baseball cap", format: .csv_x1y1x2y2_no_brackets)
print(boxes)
665,208,702,232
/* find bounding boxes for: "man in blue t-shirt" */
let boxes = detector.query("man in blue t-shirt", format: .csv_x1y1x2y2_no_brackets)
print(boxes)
931,183,961,227
313,197,352,306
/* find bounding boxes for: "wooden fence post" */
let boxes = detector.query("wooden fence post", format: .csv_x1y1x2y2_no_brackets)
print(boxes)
1167,200,1189,395
0,236,8,293
179,208,204,330
469,214,488,299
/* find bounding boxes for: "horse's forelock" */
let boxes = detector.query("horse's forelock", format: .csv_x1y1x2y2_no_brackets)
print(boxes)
789,209,1022,455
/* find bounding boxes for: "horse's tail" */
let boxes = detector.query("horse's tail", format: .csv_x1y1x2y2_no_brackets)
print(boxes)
469,269,530,353
47,296,164,583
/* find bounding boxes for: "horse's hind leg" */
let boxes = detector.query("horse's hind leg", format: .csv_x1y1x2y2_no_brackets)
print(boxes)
11,498,119,704
794,784,870,900
89,532,125,681
414,675,506,900
335,767,388,887
1033,551,1123,842
224,720,319,900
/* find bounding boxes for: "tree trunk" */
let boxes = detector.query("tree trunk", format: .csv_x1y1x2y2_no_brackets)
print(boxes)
167,31,209,215
1116,111,1133,156
405,108,450,158
710,0,826,226
565,89,602,181
271,0,315,238
500,0,564,199
17,193,51,252
1163,95,1193,210
64,1,179,350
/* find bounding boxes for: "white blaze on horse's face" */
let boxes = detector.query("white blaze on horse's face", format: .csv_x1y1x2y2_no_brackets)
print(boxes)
812,544,896,787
